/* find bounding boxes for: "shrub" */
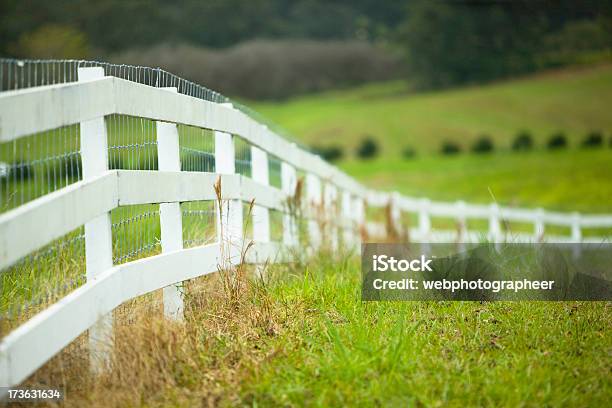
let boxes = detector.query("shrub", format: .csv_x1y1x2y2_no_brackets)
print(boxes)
581,131,603,148
356,137,379,159
7,161,33,180
402,146,417,159
471,135,494,153
512,130,534,151
312,145,344,162
440,141,461,155
547,132,567,150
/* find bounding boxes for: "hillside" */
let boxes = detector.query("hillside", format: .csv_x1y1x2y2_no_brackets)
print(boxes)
252,65,612,213
252,64,612,155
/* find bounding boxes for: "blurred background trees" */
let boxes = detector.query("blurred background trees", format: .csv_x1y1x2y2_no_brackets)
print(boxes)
0,0,610,99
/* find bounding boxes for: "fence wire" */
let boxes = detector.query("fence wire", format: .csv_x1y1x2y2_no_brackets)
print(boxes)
268,155,282,189
111,204,162,265
181,201,217,248
107,115,158,170
0,59,227,103
234,136,252,178
178,125,215,172
0,58,315,157
0,124,82,213
0,226,85,336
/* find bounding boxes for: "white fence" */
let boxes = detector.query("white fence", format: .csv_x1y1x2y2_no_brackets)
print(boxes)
0,61,611,389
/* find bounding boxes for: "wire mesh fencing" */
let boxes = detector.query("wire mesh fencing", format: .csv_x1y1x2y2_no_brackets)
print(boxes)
111,204,162,265
0,59,230,339
234,136,252,178
268,155,282,189
178,125,215,172
0,124,82,213
0,59,227,103
0,226,86,336
181,201,217,248
107,115,159,171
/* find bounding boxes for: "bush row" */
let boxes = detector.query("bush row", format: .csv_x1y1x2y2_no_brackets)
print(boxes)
312,136,380,162
311,130,611,161
439,130,609,156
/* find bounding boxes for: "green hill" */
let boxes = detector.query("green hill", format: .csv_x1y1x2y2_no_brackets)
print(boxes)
252,65,612,214
253,64,612,155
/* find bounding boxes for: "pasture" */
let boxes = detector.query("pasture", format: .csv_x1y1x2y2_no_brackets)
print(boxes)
1,60,610,407
252,64,612,155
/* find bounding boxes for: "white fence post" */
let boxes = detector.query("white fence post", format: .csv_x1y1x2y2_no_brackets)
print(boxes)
251,144,270,272
488,203,502,242
353,196,365,244
534,208,545,242
456,200,468,243
281,162,298,247
156,87,184,320
324,182,338,251
389,192,402,239
571,212,582,242
341,191,353,249
78,67,114,372
418,198,431,241
306,173,322,249
215,125,242,262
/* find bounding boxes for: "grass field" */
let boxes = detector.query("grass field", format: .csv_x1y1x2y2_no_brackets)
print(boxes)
252,64,612,216
252,64,612,155
342,149,612,213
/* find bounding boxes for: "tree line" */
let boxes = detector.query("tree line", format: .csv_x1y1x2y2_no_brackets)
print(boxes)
1,0,610,98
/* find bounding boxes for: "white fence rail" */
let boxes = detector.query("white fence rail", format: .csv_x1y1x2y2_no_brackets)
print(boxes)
0,61,611,389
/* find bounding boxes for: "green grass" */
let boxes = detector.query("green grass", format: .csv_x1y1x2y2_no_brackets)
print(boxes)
341,149,612,213
235,257,611,406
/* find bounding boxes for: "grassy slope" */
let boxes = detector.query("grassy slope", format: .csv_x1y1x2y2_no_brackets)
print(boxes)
342,150,612,213
252,64,612,213
252,64,612,154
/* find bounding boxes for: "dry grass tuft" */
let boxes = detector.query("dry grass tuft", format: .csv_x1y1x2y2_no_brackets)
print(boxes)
20,257,289,406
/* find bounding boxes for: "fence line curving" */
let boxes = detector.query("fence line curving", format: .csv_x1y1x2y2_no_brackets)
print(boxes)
0,59,611,390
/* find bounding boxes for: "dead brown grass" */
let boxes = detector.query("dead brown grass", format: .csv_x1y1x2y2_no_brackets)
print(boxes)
20,253,294,407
